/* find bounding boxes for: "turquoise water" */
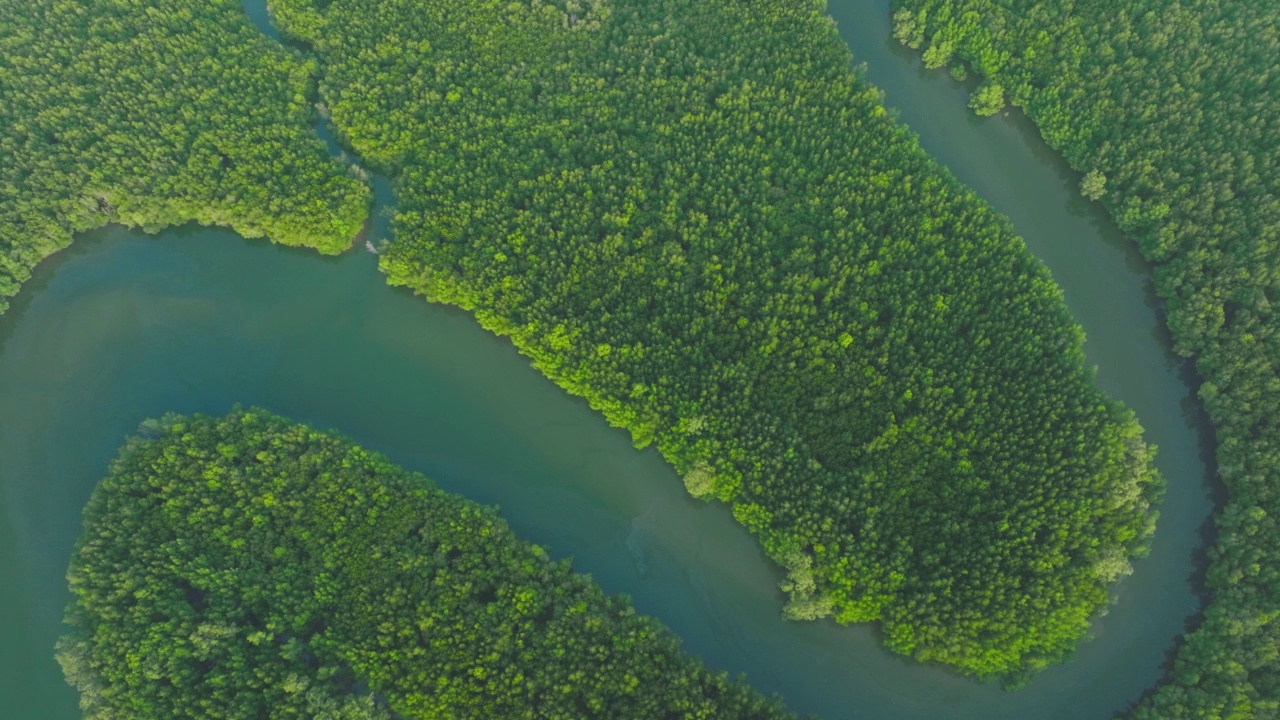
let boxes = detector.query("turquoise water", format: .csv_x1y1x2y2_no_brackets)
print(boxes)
0,2,1213,719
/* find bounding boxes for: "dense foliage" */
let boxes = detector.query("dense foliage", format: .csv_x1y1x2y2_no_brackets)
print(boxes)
267,0,1164,680
0,0,369,316
890,0,1280,714
58,409,796,720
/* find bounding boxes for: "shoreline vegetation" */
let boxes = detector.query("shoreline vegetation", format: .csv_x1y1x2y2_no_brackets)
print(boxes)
58,409,799,719
0,0,368,317
4,0,1168,692
890,0,1280,716
269,0,1162,681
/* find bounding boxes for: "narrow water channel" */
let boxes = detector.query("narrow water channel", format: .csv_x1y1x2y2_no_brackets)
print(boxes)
0,2,1213,719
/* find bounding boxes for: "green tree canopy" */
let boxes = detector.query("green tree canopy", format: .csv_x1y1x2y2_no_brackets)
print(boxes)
267,0,1165,680
969,81,1006,116
0,0,370,316
892,0,1280,714
59,409,798,720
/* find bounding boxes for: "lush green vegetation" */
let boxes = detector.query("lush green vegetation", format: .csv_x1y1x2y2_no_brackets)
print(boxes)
265,0,1164,680
58,408,797,720
0,0,369,316
890,0,1280,714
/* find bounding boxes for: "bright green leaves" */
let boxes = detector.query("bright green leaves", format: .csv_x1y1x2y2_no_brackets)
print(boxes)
60,410,795,719
894,0,1280,710
892,8,926,49
1080,169,1107,201
268,0,1163,680
0,0,370,319
969,81,1006,116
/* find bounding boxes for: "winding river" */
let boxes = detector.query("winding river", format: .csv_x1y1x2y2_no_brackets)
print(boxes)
0,1,1215,718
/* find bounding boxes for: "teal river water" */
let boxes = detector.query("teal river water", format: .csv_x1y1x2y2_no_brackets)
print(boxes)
0,1,1215,718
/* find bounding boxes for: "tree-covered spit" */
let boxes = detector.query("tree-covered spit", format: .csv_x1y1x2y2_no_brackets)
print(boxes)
267,0,1165,680
0,0,370,317
58,409,798,720
891,0,1280,715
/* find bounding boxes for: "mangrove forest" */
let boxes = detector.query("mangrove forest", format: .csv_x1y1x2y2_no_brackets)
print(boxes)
892,0,1280,715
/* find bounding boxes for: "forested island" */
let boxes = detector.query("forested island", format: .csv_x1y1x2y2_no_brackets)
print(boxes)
0,0,368,316
264,0,1163,681
891,0,1280,716
58,409,798,720
3,0,1178,700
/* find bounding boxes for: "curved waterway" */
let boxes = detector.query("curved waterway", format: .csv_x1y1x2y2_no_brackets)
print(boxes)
0,1,1214,719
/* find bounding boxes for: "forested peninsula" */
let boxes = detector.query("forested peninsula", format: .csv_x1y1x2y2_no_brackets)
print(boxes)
891,0,1280,715
0,0,368,316
4,0,1168,685
265,0,1163,680
58,409,798,720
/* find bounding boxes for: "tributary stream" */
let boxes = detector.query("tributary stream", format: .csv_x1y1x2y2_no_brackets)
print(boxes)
0,1,1215,718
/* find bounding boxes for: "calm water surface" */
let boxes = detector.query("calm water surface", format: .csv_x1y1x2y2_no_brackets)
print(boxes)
0,1,1213,718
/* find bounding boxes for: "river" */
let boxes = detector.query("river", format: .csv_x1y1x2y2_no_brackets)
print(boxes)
0,1,1213,718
